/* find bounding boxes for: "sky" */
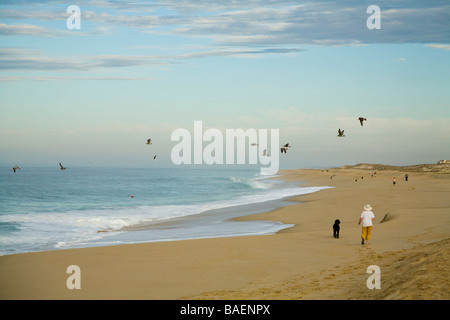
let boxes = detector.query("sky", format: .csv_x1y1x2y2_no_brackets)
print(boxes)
0,0,449,169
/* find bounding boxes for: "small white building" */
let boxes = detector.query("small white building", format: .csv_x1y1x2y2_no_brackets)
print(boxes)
437,160,450,164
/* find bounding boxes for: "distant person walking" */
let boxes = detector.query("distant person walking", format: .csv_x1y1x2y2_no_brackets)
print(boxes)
405,174,408,181
359,205,375,245
392,177,396,186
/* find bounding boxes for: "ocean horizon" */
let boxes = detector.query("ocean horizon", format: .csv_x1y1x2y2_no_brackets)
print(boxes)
0,166,331,255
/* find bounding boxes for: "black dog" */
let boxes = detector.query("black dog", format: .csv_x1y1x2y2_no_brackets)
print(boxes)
333,219,340,238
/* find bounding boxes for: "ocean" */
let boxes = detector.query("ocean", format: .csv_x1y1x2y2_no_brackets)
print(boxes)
0,166,330,256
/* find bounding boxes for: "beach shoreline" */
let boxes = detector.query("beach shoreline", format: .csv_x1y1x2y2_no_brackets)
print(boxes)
0,164,449,300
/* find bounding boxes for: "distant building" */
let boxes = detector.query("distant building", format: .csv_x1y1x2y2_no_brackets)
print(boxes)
437,160,450,164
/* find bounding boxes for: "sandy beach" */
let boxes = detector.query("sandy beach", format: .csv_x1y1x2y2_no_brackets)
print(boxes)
1,163,449,300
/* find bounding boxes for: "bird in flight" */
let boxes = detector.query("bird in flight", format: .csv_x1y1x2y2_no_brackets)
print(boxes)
338,129,345,137
281,143,291,153
358,117,367,126
146,139,152,145
12,165,20,173
153,155,157,160
59,162,66,170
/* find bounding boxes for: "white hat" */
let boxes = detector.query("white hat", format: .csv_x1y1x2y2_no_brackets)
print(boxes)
364,204,372,211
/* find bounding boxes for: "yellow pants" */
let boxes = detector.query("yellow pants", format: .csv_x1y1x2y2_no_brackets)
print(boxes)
361,226,372,241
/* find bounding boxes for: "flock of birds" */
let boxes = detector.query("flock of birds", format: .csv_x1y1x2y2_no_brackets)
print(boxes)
247,142,291,157
11,117,367,173
12,162,66,172
338,117,367,137
146,139,157,160
257,116,368,157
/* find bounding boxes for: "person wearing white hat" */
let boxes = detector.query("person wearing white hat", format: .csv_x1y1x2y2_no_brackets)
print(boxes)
358,204,375,245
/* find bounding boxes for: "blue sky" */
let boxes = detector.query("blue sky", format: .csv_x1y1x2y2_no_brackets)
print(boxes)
0,0,449,168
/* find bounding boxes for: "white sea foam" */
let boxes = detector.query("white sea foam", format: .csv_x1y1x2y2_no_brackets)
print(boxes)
0,167,332,255
0,185,331,255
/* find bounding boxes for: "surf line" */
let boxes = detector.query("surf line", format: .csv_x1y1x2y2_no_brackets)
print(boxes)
171,121,280,174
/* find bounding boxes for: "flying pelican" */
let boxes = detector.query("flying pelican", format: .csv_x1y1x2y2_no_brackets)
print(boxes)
153,155,157,160
338,129,345,137
59,162,66,170
146,139,152,145
281,143,290,153
12,165,20,173
358,117,367,126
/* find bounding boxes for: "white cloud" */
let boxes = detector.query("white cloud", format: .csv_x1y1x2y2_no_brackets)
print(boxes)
0,48,169,71
0,75,153,81
425,43,450,51
2,1,449,46
0,46,303,74
0,23,57,36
